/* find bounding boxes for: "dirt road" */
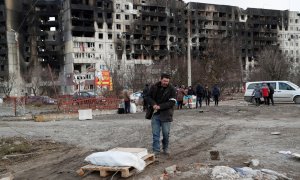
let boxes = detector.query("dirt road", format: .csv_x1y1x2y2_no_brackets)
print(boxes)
0,101,299,179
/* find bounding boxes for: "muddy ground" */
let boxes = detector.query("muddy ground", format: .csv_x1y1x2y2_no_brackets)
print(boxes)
0,99,299,179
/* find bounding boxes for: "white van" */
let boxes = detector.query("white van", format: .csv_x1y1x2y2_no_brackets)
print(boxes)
244,81,300,104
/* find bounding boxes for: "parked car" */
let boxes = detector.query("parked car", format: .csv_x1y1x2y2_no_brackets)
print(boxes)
41,96,57,104
73,91,96,100
244,81,300,104
26,95,57,104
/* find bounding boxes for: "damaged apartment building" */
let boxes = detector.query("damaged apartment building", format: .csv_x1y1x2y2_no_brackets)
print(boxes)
0,0,62,96
62,0,186,94
0,0,299,96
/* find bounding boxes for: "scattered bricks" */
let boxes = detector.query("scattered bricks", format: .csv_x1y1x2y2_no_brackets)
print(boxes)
159,173,169,180
76,169,84,176
34,115,45,122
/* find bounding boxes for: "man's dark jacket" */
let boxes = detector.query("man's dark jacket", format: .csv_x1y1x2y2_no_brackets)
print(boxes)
146,82,176,122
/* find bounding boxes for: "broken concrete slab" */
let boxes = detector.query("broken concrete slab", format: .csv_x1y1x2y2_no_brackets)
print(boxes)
164,165,177,175
211,166,240,179
250,159,260,167
261,169,292,180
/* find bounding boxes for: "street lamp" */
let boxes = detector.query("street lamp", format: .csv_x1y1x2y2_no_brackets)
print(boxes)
186,3,192,86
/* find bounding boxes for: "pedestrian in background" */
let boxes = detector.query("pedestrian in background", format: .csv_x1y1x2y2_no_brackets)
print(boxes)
145,73,176,156
187,86,195,108
261,83,269,105
267,83,274,105
176,85,186,109
204,85,211,106
212,84,221,106
195,84,204,108
252,84,261,106
123,89,131,113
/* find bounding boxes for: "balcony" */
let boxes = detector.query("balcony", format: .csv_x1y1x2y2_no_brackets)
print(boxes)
141,11,166,17
71,4,94,11
0,49,7,54
72,26,94,32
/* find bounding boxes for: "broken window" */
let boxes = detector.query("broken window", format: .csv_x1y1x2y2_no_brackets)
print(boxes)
116,14,120,19
97,1,102,7
107,13,112,19
108,34,112,39
125,15,129,20
125,4,129,10
116,4,120,9
49,17,56,21
107,24,112,29
98,23,103,29
125,25,130,30
99,44,103,49
50,27,56,31
116,24,121,29
99,33,103,39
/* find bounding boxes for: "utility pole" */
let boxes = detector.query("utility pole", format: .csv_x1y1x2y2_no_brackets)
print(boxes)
187,4,192,86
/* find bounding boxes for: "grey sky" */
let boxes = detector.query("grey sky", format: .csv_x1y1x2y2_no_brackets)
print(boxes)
183,0,300,11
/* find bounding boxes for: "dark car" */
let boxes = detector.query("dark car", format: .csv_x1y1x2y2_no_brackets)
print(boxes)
73,92,96,100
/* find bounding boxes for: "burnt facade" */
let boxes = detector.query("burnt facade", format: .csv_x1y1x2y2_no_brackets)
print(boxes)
22,0,62,77
0,0,7,80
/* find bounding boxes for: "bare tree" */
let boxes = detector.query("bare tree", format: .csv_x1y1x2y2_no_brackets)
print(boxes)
24,65,54,96
249,46,290,81
192,38,242,91
289,65,300,85
0,73,17,97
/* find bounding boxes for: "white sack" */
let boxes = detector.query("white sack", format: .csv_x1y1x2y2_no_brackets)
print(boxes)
84,151,146,171
130,103,137,113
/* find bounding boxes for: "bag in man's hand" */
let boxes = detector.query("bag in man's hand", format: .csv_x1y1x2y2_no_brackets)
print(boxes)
145,107,154,119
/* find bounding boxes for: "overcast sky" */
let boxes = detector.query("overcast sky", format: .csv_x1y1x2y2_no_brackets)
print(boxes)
183,0,300,11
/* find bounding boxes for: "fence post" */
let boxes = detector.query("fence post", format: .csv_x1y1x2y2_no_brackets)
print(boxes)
14,98,17,116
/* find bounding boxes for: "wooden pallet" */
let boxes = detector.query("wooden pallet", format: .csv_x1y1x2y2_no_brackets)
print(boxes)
77,154,155,178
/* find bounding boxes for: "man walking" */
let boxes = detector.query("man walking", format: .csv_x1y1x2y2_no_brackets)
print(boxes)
195,84,204,108
146,73,176,156
212,84,221,106
204,85,211,106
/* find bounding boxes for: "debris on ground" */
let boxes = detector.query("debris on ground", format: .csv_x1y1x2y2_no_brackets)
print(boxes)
209,150,220,160
157,164,292,180
250,159,260,167
271,132,281,135
278,151,300,159
164,165,177,176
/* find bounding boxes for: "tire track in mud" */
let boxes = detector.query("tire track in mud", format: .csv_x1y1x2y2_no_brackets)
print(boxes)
172,124,229,161
13,148,91,180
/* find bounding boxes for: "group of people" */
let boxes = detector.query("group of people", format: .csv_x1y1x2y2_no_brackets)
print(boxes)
252,83,274,106
175,84,221,109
